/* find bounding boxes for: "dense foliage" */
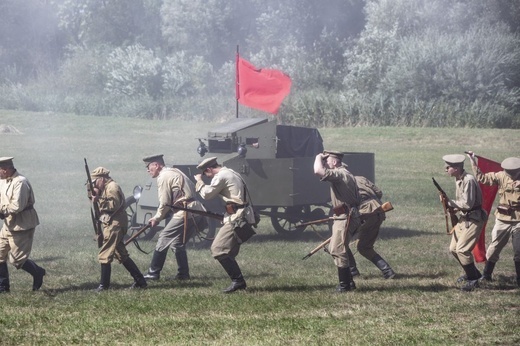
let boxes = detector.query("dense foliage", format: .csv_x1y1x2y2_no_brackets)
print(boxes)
0,0,519,127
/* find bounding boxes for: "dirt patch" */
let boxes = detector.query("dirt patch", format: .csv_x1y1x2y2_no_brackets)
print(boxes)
0,124,22,134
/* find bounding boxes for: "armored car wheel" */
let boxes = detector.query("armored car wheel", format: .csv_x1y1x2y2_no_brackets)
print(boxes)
270,205,311,235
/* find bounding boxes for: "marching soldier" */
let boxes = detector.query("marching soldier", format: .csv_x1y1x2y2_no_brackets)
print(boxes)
467,153,520,286
89,167,147,291
347,176,396,280
141,155,207,281
194,157,257,293
0,156,46,292
314,150,361,292
442,154,487,291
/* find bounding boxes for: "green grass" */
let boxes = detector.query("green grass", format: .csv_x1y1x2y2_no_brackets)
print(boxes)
0,110,519,345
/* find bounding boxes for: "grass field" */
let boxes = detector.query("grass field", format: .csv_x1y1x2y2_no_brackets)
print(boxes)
0,110,519,345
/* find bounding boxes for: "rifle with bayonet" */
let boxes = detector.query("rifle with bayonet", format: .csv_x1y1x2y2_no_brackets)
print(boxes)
296,201,394,229
432,177,458,234
84,158,103,248
300,201,394,260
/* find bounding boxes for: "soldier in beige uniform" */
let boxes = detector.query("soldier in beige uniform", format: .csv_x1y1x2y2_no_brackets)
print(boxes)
141,155,207,281
194,157,256,293
441,155,487,291
314,150,361,292
89,167,147,291
0,157,46,292
347,176,395,281
467,153,520,286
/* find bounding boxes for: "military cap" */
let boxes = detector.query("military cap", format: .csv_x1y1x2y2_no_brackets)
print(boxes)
0,157,14,167
142,154,164,166
501,157,520,170
442,154,465,167
196,157,218,171
91,167,110,179
323,150,344,160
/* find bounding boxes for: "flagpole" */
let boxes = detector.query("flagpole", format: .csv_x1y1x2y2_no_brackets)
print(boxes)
235,45,239,118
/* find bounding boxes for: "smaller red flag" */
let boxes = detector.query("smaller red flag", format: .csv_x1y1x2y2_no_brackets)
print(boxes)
236,56,292,114
472,155,502,263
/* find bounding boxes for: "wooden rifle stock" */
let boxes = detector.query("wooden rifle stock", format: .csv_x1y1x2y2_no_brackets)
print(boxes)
432,177,458,234
84,158,103,248
171,205,224,221
124,223,151,246
302,238,331,260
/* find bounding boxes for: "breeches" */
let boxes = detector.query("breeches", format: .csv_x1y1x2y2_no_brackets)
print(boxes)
211,223,240,260
449,217,484,266
155,214,205,253
98,222,128,264
330,216,361,268
486,219,520,263
0,227,35,269
356,214,384,260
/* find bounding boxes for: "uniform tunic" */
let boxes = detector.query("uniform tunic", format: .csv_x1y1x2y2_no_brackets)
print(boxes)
321,164,361,268
446,171,486,266
355,176,385,260
0,171,39,268
95,179,130,264
472,167,520,262
196,167,246,260
153,168,206,252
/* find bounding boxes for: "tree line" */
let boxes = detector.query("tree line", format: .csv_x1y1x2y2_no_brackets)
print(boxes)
0,0,519,128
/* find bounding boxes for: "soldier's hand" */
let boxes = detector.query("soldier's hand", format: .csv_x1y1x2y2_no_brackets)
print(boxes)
149,218,158,228
194,174,202,182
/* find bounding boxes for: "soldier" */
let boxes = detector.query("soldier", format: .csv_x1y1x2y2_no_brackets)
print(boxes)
89,167,147,292
441,154,487,291
194,157,256,293
347,176,396,280
467,153,520,286
0,156,46,292
314,150,361,292
141,155,207,281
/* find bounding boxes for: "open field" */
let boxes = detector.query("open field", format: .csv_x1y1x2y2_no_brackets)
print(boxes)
0,110,519,345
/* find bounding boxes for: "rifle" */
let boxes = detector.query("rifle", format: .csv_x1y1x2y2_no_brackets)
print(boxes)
171,205,224,221
124,223,151,246
300,202,394,260
84,158,103,248
432,177,458,234
296,201,394,228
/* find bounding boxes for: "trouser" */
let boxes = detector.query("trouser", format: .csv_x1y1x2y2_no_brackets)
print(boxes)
356,213,385,260
485,219,520,263
449,217,484,266
211,223,240,259
329,215,361,268
0,227,35,269
98,222,129,264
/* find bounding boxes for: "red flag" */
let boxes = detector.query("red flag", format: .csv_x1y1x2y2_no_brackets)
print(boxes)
236,55,292,114
472,155,502,263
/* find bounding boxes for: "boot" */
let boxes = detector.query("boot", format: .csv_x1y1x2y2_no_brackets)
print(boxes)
371,254,396,279
336,267,354,292
173,249,190,280
123,258,147,289
95,263,111,292
460,263,480,292
143,250,168,280
347,249,360,277
480,261,495,282
21,259,46,291
218,257,247,293
515,261,520,287
0,262,10,293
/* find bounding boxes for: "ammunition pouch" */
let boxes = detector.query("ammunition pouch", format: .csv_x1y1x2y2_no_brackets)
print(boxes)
225,203,247,215
333,204,350,216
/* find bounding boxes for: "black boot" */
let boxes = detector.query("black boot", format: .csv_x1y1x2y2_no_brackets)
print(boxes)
460,263,480,292
143,250,168,280
173,249,190,280
515,261,520,287
337,267,354,292
218,257,247,293
371,254,396,279
480,261,495,282
95,263,111,292
347,249,360,277
21,259,46,291
0,262,10,293
123,258,147,289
